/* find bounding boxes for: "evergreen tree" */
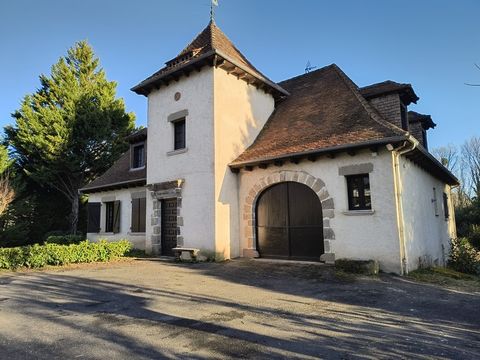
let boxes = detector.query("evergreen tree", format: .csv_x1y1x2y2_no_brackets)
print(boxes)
5,41,135,234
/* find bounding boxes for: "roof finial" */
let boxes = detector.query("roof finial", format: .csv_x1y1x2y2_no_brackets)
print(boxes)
210,0,218,22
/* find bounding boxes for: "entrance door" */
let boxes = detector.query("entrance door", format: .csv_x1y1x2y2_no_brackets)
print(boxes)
161,198,177,256
256,182,324,260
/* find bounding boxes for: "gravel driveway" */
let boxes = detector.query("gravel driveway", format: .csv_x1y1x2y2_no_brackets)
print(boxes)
0,258,479,359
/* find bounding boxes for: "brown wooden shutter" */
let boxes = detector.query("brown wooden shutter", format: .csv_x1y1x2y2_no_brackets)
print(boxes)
87,202,101,233
131,198,146,233
113,200,121,233
443,193,449,219
131,198,139,232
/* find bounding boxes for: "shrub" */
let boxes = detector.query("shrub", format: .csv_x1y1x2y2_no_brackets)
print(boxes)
448,238,480,275
45,234,84,245
0,240,132,270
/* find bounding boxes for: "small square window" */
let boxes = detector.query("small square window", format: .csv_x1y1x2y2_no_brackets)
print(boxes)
346,174,371,210
132,144,145,169
174,119,186,150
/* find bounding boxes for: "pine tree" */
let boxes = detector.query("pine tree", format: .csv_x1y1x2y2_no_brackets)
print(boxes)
5,41,135,234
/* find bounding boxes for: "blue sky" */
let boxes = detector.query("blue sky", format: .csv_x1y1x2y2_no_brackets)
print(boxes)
1,0,479,149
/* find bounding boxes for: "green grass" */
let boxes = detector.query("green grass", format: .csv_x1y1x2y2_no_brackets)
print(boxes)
408,267,480,292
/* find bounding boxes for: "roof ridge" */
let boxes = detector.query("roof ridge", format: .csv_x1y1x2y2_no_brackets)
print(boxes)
278,64,337,85
359,80,409,90
330,64,407,137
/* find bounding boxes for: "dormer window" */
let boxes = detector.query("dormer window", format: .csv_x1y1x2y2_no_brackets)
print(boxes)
132,143,145,169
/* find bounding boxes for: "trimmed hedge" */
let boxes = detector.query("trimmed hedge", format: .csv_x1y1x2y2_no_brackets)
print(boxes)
0,240,132,270
45,235,85,245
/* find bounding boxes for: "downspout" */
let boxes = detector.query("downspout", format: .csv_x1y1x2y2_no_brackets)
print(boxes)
387,135,418,275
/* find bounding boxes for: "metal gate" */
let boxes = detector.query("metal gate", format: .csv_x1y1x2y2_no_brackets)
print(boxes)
256,182,324,260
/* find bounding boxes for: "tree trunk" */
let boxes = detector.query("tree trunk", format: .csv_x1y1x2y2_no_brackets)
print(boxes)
70,194,79,235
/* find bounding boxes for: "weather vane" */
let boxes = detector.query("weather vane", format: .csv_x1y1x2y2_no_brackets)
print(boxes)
210,0,219,22
305,61,317,74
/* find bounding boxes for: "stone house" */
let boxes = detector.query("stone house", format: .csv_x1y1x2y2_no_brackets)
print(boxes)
80,21,458,274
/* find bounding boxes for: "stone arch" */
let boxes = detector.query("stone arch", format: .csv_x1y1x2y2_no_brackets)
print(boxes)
242,170,335,263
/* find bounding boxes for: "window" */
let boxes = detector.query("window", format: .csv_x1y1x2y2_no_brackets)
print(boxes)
346,174,371,210
132,144,145,169
173,118,186,150
443,192,449,219
400,104,408,130
131,197,146,233
105,202,114,232
105,201,121,233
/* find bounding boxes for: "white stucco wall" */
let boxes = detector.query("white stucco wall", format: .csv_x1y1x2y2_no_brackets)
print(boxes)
86,187,147,250
213,68,275,259
146,68,215,253
238,150,403,273
398,156,456,272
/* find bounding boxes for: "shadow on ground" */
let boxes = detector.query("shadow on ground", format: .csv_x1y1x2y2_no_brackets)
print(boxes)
0,259,479,359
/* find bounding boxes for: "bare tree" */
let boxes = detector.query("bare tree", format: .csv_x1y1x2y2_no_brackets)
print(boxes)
462,136,480,198
0,174,15,216
432,144,459,173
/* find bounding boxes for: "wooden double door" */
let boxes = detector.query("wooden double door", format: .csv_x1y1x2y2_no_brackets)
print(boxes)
161,198,177,257
256,182,324,260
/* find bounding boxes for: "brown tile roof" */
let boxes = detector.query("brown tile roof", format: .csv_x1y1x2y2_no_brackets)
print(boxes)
174,20,265,81
408,111,436,129
126,127,147,143
231,64,408,166
131,21,288,98
80,129,147,193
360,80,419,105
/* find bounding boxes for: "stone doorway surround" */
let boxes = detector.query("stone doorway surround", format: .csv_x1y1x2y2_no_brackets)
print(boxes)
148,179,184,255
242,170,335,263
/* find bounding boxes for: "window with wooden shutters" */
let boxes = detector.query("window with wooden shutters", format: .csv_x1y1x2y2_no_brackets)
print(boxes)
105,200,121,233
173,118,186,150
346,174,371,210
131,197,146,233
87,203,101,233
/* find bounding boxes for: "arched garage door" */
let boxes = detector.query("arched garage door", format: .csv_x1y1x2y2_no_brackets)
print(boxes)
256,182,324,260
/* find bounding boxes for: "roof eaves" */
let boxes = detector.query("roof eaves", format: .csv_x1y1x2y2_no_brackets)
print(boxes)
229,136,408,168
214,49,289,96
131,50,217,94
407,145,459,186
80,178,147,194
360,81,419,105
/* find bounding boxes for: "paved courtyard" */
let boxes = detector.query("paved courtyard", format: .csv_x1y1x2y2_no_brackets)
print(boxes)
0,259,479,359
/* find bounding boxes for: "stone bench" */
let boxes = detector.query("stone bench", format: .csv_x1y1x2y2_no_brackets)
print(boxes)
172,247,200,262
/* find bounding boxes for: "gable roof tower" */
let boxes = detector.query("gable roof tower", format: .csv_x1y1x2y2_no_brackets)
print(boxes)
131,21,288,99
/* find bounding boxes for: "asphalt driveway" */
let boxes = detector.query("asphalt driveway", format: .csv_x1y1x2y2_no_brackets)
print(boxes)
0,259,479,359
